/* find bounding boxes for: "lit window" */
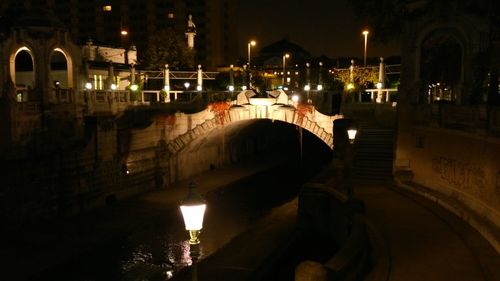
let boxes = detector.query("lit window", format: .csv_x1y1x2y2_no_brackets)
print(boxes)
168,13,174,19
103,5,112,12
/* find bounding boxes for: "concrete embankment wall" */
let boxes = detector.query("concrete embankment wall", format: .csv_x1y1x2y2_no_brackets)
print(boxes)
1,113,299,223
395,126,500,252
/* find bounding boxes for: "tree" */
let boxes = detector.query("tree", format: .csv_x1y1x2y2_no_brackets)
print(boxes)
350,0,500,42
141,27,195,70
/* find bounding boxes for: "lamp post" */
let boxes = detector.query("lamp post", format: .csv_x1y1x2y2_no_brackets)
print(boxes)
346,125,357,199
347,128,358,144
282,53,290,87
180,181,206,245
362,30,369,66
317,61,323,91
247,40,256,68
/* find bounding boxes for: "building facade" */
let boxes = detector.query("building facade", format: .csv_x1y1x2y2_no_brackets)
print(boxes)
0,0,237,70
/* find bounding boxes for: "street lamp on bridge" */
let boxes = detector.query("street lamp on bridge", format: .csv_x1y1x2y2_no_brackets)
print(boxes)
282,53,290,87
362,30,369,66
247,40,256,68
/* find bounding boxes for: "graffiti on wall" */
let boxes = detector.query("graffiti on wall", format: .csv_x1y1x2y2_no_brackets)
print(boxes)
432,156,485,190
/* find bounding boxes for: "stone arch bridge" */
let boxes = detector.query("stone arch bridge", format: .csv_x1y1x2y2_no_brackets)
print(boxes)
140,90,342,157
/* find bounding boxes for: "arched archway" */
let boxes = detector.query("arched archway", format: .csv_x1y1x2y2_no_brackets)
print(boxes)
10,46,35,102
50,48,74,89
414,25,467,104
420,31,463,103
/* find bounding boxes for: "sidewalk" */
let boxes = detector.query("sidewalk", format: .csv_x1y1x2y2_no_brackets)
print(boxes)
356,181,500,281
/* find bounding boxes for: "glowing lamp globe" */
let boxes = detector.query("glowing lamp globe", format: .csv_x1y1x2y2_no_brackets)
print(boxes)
347,129,357,144
180,182,206,245
85,82,92,90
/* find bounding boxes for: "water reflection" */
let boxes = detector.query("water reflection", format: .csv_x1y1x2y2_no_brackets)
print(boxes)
35,161,327,281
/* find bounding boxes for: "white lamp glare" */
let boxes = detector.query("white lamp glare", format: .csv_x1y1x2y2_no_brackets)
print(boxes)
347,129,358,144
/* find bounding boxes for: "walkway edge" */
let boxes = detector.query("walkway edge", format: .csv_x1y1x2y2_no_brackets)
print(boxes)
393,178,500,281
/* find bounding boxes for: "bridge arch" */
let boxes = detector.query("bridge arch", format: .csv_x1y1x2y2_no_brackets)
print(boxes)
165,103,342,156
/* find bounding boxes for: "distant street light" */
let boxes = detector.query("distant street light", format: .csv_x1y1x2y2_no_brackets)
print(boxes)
184,82,190,90
247,40,256,68
362,30,369,66
282,53,290,86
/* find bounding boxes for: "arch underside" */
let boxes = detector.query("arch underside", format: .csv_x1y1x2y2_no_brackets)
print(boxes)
167,105,340,155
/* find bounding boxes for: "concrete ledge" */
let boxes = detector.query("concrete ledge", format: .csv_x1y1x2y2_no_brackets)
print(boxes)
297,183,371,281
324,214,370,281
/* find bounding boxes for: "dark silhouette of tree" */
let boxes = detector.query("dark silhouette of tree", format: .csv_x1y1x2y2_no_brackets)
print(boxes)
141,28,195,70
350,0,500,42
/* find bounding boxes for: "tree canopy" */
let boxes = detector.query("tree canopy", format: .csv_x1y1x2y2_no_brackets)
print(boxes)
140,27,195,70
350,0,500,42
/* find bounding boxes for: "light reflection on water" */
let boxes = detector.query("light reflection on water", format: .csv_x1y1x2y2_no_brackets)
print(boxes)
36,159,329,281
118,231,202,280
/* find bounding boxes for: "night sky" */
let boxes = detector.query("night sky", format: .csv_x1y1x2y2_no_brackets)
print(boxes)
236,0,400,59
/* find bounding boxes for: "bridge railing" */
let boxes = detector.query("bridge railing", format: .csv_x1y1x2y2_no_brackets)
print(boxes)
50,88,76,104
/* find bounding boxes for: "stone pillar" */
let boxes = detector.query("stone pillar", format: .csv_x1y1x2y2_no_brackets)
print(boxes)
197,64,202,91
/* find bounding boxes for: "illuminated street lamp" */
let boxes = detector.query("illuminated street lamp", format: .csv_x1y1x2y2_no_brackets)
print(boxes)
362,30,369,66
282,53,290,86
180,181,206,245
347,127,358,144
247,40,256,68
184,82,190,91
85,82,92,90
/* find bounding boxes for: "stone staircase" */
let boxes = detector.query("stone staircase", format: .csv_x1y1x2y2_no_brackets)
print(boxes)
352,126,394,181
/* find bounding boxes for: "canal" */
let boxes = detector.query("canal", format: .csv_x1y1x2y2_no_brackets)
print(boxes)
27,133,331,281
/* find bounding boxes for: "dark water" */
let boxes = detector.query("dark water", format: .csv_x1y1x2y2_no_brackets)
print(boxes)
32,163,329,281
29,129,332,281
